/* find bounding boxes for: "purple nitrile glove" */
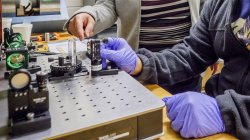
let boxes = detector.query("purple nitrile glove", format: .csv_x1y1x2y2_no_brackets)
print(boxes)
162,92,225,138
100,38,137,74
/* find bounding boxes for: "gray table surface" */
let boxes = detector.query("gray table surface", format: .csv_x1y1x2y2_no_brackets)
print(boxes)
0,54,164,140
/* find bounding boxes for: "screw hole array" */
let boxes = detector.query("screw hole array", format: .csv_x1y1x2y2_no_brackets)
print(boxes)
37,55,153,125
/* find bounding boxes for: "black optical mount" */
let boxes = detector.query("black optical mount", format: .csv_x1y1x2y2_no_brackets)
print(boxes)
48,55,89,81
87,39,118,76
7,69,51,136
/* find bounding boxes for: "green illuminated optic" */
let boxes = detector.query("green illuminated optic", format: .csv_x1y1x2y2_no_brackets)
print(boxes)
7,53,25,69
9,42,21,48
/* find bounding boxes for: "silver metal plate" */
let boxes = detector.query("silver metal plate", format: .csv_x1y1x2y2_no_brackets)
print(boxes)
0,53,164,140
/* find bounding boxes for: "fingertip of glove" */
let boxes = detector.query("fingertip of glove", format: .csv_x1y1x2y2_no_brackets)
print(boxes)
162,97,170,103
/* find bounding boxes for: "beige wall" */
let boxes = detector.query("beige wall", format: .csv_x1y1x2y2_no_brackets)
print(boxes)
66,0,94,17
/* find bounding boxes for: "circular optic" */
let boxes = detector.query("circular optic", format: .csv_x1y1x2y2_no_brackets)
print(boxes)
7,53,25,69
9,70,31,90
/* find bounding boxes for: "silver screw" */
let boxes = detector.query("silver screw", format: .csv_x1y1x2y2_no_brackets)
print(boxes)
26,112,35,120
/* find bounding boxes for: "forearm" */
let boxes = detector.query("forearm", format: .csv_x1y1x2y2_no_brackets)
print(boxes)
135,44,215,85
133,0,218,85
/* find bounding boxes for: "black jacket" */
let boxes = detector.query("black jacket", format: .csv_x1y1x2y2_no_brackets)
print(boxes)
136,0,250,139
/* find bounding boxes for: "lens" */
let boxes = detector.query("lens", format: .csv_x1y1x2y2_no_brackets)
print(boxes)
10,72,30,89
7,53,25,69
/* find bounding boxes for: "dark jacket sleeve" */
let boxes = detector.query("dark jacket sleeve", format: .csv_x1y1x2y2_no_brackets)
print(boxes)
136,0,218,86
216,90,250,140
200,0,207,13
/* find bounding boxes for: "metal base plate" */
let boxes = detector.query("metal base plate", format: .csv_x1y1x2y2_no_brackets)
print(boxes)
0,52,164,140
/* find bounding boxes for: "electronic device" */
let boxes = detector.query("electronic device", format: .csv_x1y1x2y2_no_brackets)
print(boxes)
2,0,68,33
7,69,51,136
87,39,118,76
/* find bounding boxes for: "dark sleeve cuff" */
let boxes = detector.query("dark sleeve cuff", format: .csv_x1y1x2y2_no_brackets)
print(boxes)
135,48,158,84
216,89,250,140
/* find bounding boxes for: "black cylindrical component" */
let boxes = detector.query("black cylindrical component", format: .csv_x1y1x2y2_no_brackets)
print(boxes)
36,71,48,90
90,40,102,76
58,56,64,66
4,28,11,47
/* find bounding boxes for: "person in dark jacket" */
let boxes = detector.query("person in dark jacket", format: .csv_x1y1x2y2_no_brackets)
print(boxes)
99,0,250,139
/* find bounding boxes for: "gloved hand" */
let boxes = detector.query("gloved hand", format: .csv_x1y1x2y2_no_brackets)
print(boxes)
162,92,225,138
100,38,138,74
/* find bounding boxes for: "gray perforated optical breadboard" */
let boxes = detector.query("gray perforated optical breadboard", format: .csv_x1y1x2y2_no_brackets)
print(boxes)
0,53,165,140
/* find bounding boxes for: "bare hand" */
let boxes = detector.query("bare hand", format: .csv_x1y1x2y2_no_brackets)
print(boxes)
68,13,95,40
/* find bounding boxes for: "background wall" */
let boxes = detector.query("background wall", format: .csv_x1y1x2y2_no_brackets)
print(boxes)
66,0,95,17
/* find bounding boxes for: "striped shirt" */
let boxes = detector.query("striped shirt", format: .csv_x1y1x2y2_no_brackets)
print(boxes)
140,0,191,52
